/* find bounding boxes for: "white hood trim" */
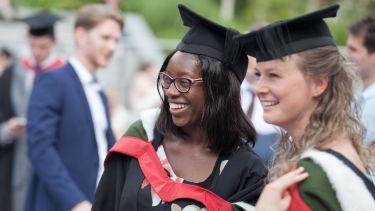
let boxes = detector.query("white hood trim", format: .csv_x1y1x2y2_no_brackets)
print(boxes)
139,108,160,141
301,149,375,211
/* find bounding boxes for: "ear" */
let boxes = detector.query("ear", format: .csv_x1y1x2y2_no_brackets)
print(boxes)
74,27,87,46
370,52,375,67
246,56,257,82
311,76,328,97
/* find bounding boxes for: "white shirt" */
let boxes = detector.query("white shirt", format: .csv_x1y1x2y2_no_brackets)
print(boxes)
25,52,61,94
240,80,254,112
357,82,375,144
69,57,108,185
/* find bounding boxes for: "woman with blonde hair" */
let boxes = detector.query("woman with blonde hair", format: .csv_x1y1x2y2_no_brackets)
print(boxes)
235,4,375,211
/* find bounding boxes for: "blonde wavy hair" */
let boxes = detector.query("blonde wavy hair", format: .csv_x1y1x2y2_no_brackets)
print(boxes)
268,45,374,182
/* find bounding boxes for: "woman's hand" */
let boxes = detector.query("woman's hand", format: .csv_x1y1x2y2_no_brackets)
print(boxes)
255,167,308,211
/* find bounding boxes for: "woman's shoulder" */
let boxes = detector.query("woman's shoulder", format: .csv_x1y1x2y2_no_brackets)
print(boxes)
296,157,342,211
123,120,148,140
297,158,332,188
136,108,160,140
297,149,352,191
123,108,161,140
213,145,267,204
234,145,265,166
297,149,375,211
107,120,150,164
222,145,267,178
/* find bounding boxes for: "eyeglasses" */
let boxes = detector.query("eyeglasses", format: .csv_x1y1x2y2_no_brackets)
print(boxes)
159,72,203,93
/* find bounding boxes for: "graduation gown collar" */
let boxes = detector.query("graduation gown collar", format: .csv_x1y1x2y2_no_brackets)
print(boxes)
106,136,232,211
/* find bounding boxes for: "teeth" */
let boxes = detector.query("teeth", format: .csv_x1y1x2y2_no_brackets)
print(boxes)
169,103,187,109
262,101,278,106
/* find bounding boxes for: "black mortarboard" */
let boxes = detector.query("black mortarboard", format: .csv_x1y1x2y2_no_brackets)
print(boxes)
176,4,248,82
234,4,340,62
20,11,60,37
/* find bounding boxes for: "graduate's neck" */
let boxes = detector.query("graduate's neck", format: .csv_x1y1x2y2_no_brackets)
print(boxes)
179,126,209,146
164,130,214,157
74,51,97,75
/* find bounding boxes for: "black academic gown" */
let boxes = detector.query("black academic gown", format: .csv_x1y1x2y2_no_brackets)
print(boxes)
93,126,267,211
0,65,15,211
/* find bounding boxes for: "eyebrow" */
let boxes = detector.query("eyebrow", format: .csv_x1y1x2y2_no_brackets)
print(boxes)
163,69,201,79
254,67,278,73
347,45,357,51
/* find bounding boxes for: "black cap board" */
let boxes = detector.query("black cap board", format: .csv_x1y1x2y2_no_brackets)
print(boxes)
176,4,248,82
234,4,340,62
19,11,61,37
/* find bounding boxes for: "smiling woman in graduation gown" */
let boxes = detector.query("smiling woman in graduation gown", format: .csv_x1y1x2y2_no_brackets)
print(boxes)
234,4,375,211
92,4,267,211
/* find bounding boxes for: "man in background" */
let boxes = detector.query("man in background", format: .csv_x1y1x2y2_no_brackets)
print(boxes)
19,11,64,92
25,4,123,211
0,12,63,211
347,15,375,153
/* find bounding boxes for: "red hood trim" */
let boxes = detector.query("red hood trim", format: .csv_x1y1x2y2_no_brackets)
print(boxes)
105,136,233,211
287,165,312,211
21,58,64,73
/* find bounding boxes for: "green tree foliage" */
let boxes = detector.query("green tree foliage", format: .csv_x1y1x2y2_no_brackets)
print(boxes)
235,0,375,45
13,0,101,10
13,0,375,45
121,0,221,39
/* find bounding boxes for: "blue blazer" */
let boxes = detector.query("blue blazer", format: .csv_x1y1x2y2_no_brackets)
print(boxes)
25,63,116,211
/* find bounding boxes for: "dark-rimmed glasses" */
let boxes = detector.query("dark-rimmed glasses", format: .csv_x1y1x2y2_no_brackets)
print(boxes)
159,72,203,93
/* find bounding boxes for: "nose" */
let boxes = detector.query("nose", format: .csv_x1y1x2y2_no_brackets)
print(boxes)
31,46,46,64
164,81,181,97
251,79,268,97
108,39,118,52
345,49,354,61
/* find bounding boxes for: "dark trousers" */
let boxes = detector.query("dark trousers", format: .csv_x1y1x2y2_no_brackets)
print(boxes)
0,143,14,211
